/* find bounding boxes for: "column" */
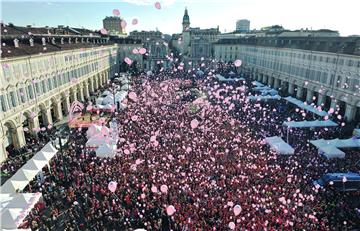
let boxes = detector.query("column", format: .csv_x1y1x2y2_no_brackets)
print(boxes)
330,98,337,110
306,89,314,103
78,87,85,102
84,84,90,99
288,83,295,95
70,90,77,103
273,78,280,89
296,86,303,99
262,75,267,84
44,109,53,125
344,104,356,121
0,138,7,162
54,101,63,121
94,76,99,90
64,95,71,114
317,93,325,106
29,114,40,136
15,125,26,148
89,80,94,93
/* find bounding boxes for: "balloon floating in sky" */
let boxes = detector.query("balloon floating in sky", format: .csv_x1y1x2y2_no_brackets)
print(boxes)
154,2,161,9
234,59,242,67
124,57,132,65
229,222,236,230
100,28,108,35
190,119,199,129
234,204,242,216
139,48,147,55
166,205,176,216
132,18,138,25
112,9,120,16
108,181,117,192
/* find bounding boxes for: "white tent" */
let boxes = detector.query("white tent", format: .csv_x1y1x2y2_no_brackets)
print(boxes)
253,86,271,91
86,134,110,147
96,97,104,105
196,70,204,76
96,144,116,158
283,120,338,128
261,89,278,96
40,142,57,154
310,138,360,149
318,146,345,159
251,81,264,87
284,96,328,117
247,95,281,101
0,193,42,229
1,180,29,193
265,136,295,155
102,95,115,105
216,74,244,82
102,90,112,96
86,124,110,138
22,159,48,171
11,169,38,182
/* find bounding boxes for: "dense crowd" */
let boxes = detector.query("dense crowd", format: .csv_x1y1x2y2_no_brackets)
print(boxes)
5,65,360,230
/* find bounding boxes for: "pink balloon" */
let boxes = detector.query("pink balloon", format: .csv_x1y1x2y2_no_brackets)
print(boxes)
229,222,236,230
124,149,130,155
108,181,117,192
186,147,192,153
139,48,147,55
100,28,108,35
160,185,168,194
23,127,29,132
166,205,176,216
132,48,139,54
113,9,120,16
151,185,158,193
154,2,161,9
132,18,138,25
131,115,138,121
234,59,242,67
234,204,242,216
128,92,137,101
190,119,199,129
124,57,132,65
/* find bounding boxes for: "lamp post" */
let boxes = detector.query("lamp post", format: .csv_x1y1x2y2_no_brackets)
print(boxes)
53,128,68,183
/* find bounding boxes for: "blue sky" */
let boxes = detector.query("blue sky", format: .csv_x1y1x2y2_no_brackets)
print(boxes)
1,0,360,36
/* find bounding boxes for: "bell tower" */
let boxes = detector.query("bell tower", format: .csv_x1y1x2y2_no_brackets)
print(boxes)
182,7,190,32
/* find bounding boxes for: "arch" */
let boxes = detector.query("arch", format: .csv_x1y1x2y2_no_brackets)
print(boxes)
3,120,18,153
68,100,84,123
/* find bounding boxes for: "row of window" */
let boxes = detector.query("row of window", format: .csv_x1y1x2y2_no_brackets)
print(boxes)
0,62,103,113
217,47,360,67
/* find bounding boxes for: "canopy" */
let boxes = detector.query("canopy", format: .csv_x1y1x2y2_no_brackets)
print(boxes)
247,95,281,101
261,89,278,96
216,74,244,82
86,124,110,138
1,141,57,193
283,120,338,128
318,146,345,159
96,144,116,158
265,136,294,155
310,138,360,149
253,86,271,91
251,81,264,87
102,90,112,96
0,193,42,229
86,134,112,147
284,96,328,117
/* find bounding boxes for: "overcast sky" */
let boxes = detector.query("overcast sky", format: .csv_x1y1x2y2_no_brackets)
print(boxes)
2,0,360,36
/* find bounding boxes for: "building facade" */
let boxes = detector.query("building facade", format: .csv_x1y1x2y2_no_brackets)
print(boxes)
214,37,360,122
103,16,125,36
128,30,170,71
171,8,220,66
0,23,143,162
236,19,250,33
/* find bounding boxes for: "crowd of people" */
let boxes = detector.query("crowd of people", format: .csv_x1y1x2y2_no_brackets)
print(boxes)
3,63,360,230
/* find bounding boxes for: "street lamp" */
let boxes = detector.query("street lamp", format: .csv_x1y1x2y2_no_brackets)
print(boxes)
52,127,68,183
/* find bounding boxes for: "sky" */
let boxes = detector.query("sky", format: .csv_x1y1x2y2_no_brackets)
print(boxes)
1,0,360,36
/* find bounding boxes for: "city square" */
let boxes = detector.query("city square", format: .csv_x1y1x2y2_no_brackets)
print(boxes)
0,1,360,230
